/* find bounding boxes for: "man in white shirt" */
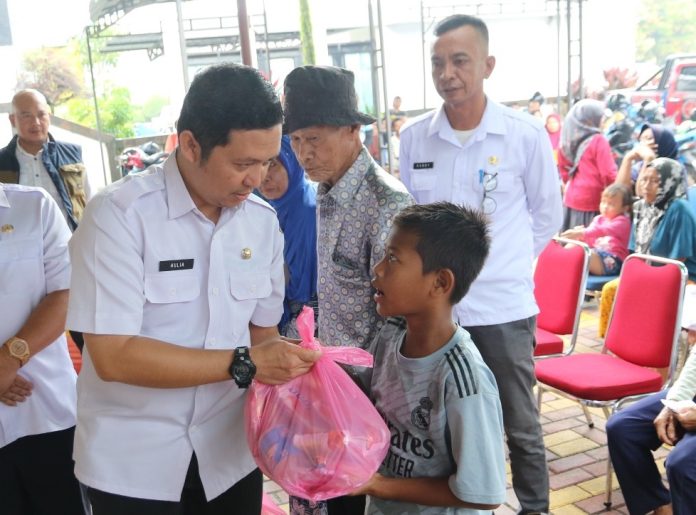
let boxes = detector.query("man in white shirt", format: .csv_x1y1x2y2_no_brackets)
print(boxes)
0,184,82,514
67,63,320,514
399,14,562,515
0,89,91,231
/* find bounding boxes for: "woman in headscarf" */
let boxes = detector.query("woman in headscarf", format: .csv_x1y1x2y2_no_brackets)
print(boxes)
545,113,562,164
598,158,696,336
258,135,318,337
615,123,679,194
558,99,618,231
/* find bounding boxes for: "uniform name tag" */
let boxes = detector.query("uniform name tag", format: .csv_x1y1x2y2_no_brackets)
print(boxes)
159,259,194,271
413,162,434,169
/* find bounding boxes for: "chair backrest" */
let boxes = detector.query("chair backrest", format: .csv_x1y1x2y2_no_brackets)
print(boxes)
534,238,590,335
605,254,687,375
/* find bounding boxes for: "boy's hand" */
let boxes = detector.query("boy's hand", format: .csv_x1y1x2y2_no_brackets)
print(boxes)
350,473,382,496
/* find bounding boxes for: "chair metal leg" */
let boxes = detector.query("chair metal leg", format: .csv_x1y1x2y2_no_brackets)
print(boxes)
604,454,614,508
581,404,594,428
537,384,544,412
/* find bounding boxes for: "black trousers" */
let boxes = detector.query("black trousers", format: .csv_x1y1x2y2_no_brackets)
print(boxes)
0,426,83,515
88,455,262,515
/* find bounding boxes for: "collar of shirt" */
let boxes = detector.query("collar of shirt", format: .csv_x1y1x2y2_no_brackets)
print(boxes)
428,98,507,147
15,141,43,160
163,153,244,222
316,146,372,208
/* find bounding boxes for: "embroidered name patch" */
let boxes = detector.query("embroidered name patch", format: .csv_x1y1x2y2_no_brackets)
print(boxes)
159,259,194,271
413,162,434,169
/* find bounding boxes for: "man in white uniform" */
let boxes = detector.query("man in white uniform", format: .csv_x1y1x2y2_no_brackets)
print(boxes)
399,14,562,515
67,63,320,514
0,184,82,513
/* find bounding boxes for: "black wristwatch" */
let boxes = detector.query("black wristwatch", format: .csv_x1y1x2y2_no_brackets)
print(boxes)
229,347,256,388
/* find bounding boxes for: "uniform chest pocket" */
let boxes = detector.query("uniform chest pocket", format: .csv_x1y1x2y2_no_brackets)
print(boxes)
230,272,272,300
409,170,437,192
144,273,200,304
0,238,43,293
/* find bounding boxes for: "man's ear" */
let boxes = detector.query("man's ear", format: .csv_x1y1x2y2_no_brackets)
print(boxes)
9,114,16,130
177,130,201,164
433,268,455,299
484,55,496,79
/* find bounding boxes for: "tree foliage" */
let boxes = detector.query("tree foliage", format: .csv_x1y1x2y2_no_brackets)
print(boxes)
299,0,316,65
637,0,696,63
16,47,84,108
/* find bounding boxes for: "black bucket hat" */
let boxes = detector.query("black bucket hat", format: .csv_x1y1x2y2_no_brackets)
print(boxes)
283,65,376,134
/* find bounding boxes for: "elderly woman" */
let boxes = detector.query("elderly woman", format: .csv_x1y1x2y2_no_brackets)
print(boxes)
598,158,696,336
558,99,618,231
615,123,679,195
258,135,318,337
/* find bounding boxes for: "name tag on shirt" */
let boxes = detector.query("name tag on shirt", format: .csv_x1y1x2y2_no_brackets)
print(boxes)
413,162,434,169
159,259,194,272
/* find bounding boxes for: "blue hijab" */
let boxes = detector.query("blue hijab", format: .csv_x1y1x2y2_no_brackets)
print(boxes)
640,123,678,159
265,136,318,327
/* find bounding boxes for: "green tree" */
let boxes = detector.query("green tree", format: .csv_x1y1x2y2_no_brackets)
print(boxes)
637,0,696,63
16,47,84,108
299,0,315,65
61,86,135,138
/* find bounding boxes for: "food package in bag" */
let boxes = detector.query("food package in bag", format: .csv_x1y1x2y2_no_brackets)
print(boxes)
246,306,389,501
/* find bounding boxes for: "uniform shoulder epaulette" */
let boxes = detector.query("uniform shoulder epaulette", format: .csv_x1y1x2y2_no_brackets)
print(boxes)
246,193,277,214
109,170,165,211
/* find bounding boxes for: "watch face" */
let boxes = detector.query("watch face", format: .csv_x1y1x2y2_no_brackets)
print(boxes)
9,339,28,356
233,361,253,383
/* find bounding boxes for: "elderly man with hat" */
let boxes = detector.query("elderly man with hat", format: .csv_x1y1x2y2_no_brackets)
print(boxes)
284,65,412,515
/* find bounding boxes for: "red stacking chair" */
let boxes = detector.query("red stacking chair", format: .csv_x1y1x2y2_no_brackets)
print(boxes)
534,254,687,508
533,238,590,357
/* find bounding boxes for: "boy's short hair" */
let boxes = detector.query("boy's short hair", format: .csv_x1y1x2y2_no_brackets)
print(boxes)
603,183,632,207
393,202,490,304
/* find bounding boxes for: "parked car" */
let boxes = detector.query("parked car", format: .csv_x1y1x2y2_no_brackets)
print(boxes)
630,53,696,125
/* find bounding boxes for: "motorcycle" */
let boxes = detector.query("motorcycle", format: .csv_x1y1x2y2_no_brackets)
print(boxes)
604,95,664,167
119,141,168,176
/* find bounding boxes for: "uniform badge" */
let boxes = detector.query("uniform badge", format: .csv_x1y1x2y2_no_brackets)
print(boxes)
1,224,13,233
488,155,498,166
241,248,252,260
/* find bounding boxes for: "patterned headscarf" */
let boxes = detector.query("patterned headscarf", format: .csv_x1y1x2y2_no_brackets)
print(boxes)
633,157,688,254
560,99,605,176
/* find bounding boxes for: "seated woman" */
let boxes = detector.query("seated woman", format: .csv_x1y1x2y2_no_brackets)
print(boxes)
606,344,696,515
258,135,318,337
598,158,696,336
558,99,617,231
561,183,632,276
615,123,679,195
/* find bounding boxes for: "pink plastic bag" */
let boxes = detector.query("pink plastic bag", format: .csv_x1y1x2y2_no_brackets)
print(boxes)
246,307,389,501
261,492,286,515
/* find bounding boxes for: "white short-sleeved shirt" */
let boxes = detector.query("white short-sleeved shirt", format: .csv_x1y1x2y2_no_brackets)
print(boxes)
66,154,285,501
0,184,75,448
399,100,563,326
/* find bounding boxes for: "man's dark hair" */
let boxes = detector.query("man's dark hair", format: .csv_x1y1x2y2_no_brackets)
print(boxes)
177,63,283,161
434,14,489,46
393,202,490,304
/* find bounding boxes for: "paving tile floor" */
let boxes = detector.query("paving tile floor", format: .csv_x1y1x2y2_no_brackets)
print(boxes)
263,301,671,513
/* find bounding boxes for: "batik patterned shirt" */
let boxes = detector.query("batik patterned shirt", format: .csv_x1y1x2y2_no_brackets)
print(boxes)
316,147,412,349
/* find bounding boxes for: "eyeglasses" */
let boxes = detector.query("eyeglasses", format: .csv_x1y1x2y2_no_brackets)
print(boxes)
480,171,498,215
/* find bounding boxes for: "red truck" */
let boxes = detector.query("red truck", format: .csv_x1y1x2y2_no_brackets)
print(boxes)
631,53,696,124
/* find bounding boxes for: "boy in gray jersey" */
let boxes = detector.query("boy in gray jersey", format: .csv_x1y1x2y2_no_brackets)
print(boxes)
354,202,506,514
